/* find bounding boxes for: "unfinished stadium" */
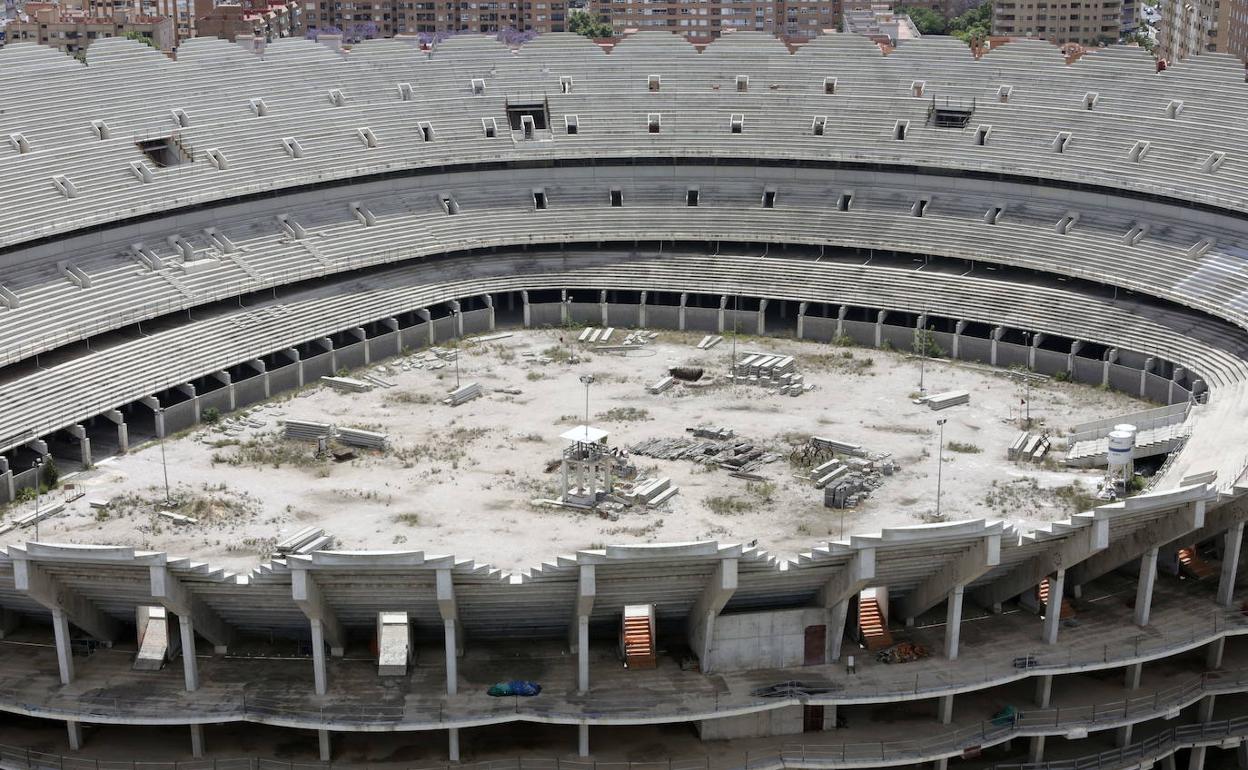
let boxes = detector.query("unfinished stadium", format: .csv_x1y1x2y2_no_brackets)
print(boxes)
1,28,1248,770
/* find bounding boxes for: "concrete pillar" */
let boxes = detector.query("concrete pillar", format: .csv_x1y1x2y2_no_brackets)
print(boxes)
382,319,401,357
178,614,199,691
677,293,688,331
450,301,463,338
52,607,74,684
318,729,331,761
190,723,204,758
639,291,648,328
103,411,127,453
67,424,91,467
835,305,848,340
1034,674,1052,708
1237,740,1248,768
560,290,569,325
756,298,767,336
448,728,460,761
874,310,887,347
1141,358,1155,399
285,348,304,388
577,615,590,693
717,295,727,333
796,301,808,339
521,291,531,328
1043,569,1066,645
311,619,328,695
1028,735,1045,763
932,759,948,770
1103,349,1118,387
1219,521,1244,606
1207,637,1225,669
1125,662,1143,690
66,720,83,750
483,295,496,331
444,617,458,695
944,585,964,660
1170,367,1186,404
1115,723,1132,746
248,359,270,398
990,326,1004,366
952,320,967,359
0,457,13,503
142,397,167,439
599,290,609,327
315,337,333,373
827,599,849,662
211,372,235,412
1029,333,1044,370
1198,694,1217,722
1189,746,1206,770
937,694,953,725
1135,546,1159,626
578,722,589,757
1068,340,1083,378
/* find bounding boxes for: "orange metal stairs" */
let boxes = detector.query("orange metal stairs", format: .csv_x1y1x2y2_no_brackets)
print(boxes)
858,598,893,651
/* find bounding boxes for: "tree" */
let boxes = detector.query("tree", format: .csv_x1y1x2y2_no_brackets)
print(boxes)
898,6,947,35
568,9,613,38
123,30,158,49
947,1,990,43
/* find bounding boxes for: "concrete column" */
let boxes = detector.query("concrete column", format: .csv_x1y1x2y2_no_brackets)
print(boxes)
756,298,767,336
178,614,199,691
0,457,13,503
1103,349,1118,387
444,617,458,695
835,306,847,340
190,723,205,758
1141,358,1155,399
211,372,235,412
52,607,74,684
944,585,964,660
248,359,270,398
448,728,460,761
285,348,304,388
1068,340,1083,377
142,397,167,438
874,310,887,348
827,599,850,662
1115,723,1132,746
1043,569,1066,645
796,302,808,339
717,295,727,333
989,326,1004,366
1029,333,1043,370
67,424,91,467
578,722,589,757
1218,521,1244,606
932,759,948,770
560,290,569,326
677,293,688,331
521,291,531,328
599,290,609,327
1135,546,1159,626
1028,735,1045,763
1207,638,1225,670
1170,367,1186,404
1125,662,1143,690
1198,694,1217,722
483,295,496,331
639,291,648,327
382,319,401,357
310,619,328,695
450,301,463,338
577,615,590,693
66,720,83,750
318,729,331,761
1035,675,1052,707
937,694,953,725
952,320,967,359
1237,740,1248,768
1189,746,1206,770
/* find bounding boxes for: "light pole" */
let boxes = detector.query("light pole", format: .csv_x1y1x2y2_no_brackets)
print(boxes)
935,418,947,520
731,293,740,378
579,374,594,426
158,407,171,506
33,455,44,542
918,324,930,394
452,310,462,389
1022,332,1033,429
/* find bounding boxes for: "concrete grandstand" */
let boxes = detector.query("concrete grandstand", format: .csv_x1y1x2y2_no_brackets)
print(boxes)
0,28,1246,770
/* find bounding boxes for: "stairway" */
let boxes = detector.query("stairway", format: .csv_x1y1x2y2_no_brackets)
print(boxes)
621,606,656,670
858,597,893,651
1038,577,1075,619
1179,547,1218,581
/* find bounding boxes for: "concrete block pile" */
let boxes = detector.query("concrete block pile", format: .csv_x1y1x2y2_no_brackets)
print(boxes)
730,351,812,396
320,375,372,393
274,525,335,556
1009,431,1051,463
445,382,483,406
920,390,971,410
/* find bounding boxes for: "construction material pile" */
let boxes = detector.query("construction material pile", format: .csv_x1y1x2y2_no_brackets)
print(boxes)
793,437,894,510
917,390,971,411
1008,431,1051,463
579,327,658,349
875,642,929,664
629,427,781,479
730,351,812,396
283,419,389,450
273,525,335,557
445,382,483,406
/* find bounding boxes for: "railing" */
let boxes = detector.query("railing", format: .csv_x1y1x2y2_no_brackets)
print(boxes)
991,715,1248,770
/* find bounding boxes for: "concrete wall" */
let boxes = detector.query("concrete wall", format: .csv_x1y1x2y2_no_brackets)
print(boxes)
370,331,400,360
957,336,992,363
841,320,875,347
880,324,914,350
1033,348,1069,376
648,305,679,330
462,308,492,336
400,323,430,350
529,303,563,327
233,375,267,409
163,400,198,433
568,302,600,325
302,351,334,381
801,316,836,343
196,387,232,417
996,342,1029,368
698,704,803,740
708,607,828,672
268,362,301,394
607,304,640,328
1072,357,1102,385
336,341,367,371
684,307,719,332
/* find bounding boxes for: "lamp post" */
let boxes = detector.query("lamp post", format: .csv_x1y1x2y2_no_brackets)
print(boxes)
579,374,594,427
452,309,462,389
158,407,171,506
918,323,930,395
935,418,947,520
731,293,740,378
33,455,44,543
1022,332,1033,430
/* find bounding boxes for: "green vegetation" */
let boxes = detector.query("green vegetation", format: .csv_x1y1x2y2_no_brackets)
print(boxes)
898,5,947,34
946,441,982,454
947,2,991,43
596,407,650,423
705,496,752,515
568,9,613,38
393,512,422,526
201,407,221,424
124,30,158,48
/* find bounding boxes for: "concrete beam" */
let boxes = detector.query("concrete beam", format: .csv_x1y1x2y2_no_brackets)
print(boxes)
291,568,345,690
190,723,204,758
1218,521,1244,606
437,568,461,696
150,566,231,648
570,565,595,694
1134,546,1159,626
1042,569,1066,644
688,558,738,673
943,584,965,660
66,720,82,750
1069,502,1204,587
899,535,1000,621
13,557,121,642
817,549,876,608
974,519,1107,607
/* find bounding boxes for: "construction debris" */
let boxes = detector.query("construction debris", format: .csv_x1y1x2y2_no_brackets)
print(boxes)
670,367,705,382
285,419,333,442
157,510,198,526
0,502,66,536
697,335,724,350
729,351,811,396
630,428,779,477
337,427,388,450
647,376,676,394
283,419,389,450
320,376,373,393
920,390,971,411
274,526,335,556
1009,432,1051,463
875,642,930,664
627,477,678,507
445,382,483,406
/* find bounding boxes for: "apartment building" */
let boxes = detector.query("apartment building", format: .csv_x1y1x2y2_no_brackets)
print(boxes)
301,0,567,36
842,3,920,44
195,0,301,40
992,0,1123,45
5,4,173,51
593,0,843,37
1219,0,1248,61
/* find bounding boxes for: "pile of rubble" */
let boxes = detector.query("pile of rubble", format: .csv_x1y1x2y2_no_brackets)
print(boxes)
629,427,782,479
875,642,929,664
730,351,813,397
792,437,894,510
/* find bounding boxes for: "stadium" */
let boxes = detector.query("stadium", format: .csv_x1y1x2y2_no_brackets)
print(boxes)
0,28,1247,770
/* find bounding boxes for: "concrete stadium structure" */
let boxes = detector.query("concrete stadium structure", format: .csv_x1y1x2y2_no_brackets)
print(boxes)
2,28,1248,770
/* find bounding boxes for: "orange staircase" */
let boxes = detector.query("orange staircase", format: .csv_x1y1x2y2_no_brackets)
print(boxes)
1038,577,1074,619
621,606,656,670
858,597,893,651
1179,547,1218,581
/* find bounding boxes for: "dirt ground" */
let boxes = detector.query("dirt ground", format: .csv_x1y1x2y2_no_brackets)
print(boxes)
0,329,1150,573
